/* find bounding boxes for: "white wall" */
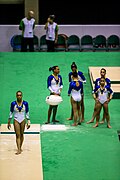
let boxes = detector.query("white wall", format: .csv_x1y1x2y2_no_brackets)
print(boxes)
0,25,120,52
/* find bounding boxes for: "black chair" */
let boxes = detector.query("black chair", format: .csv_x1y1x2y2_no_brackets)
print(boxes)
39,34,47,52
10,34,39,52
55,34,67,51
80,35,94,51
33,35,39,51
10,34,22,51
107,35,120,51
66,34,80,51
93,35,108,51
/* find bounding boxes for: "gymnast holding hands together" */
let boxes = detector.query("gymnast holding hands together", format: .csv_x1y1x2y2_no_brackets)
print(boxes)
45,66,63,124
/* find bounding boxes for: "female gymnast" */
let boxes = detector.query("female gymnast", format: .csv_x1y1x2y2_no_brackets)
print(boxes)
45,65,63,124
67,62,86,123
7,90,30,155
68,71,83,126
86,68,111,124
92,77,113,128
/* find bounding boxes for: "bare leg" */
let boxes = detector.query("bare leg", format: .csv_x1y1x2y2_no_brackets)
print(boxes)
45,105,52,124
93,102,102,128
93,114,100,128
14,121,21,154
80,97,84,122
99,107,106,124
77,102,82,125
52,105,59,123
20,120,26,152
103,102,111,128
71,98,78,126
67,108,73,120
14,120,25,155
86,102,97,124
67,97,73,120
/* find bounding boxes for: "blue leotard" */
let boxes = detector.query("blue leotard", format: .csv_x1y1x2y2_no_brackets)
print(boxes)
68,80,83,102
47,74,63,95
9,100,30,123
92,85,113,104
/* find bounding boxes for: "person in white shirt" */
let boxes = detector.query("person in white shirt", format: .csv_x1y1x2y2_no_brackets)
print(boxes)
19,10,35,52
44,15,59,52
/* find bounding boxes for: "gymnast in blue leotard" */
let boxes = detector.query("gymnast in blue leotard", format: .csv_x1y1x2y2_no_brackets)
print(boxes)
87,68,111,124
45,65,63,124
92,77,113,128
68,71,83,126
67,62,86,123
95,68,111,88
7,91,30,155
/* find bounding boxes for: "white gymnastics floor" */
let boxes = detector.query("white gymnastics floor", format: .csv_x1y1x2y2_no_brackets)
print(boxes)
0,124,43,180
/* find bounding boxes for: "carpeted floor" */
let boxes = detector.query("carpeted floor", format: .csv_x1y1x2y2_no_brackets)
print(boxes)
0,52,120,180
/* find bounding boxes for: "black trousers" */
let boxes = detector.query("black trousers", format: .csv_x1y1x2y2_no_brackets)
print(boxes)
46,40,55,52
21,37,34,52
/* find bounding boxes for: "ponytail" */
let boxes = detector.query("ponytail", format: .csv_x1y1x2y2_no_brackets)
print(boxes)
49,66,58,72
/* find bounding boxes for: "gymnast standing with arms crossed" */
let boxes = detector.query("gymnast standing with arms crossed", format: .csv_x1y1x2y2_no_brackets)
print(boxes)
7,91,31,155
45,66,63,124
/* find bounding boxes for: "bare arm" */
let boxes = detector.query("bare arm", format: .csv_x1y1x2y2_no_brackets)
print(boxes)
7,118,12,130
44,18,50,30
